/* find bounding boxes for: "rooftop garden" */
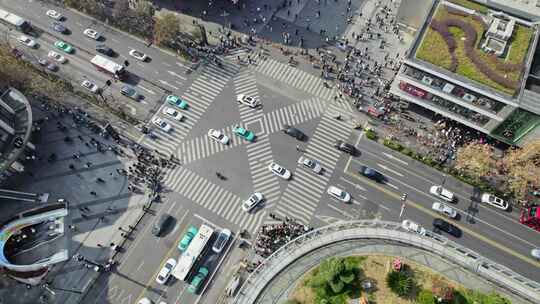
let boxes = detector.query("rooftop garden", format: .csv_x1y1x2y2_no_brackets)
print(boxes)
286,255,512,304
415,2,534,96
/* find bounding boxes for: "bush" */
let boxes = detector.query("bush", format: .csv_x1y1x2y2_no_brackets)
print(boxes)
417,289,436,304
386,271,413,297
364,129,378,141
281,300,301,304
383,139,403,151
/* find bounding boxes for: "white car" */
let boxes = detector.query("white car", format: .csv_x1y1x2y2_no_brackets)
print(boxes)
18,35,37,48
155,258,176,285
162,107,184,121
430,185,455,202
46,9,62,20
481,193,509,211
401,219,426,235
236,94,260,108
81,80,99,93
327,186,351,203
268,163,291,180
208,129,229,145
242,192,264,212
83,28,101,40
212,229,231,253
48,51,66,63
152,117,172,132
432,202,458,219
129,49,148,61
532,248,540,260
297,156,322,174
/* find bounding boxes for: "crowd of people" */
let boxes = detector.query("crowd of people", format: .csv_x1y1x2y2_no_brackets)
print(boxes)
253,215,313,257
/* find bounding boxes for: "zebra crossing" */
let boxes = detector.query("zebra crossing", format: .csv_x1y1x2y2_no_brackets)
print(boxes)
272,104,354,224
139,61,239,157
177,124,244,164
260,97,326,134
174,97,328,164
234,68,264,124
252,58,335,101
164,166,266,232
245,135,281,208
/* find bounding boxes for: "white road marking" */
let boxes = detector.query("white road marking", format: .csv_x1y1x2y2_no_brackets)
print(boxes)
377,163,404,177
339,176,366,191
327,203,353,218
167,70,187,80
176,62,186,68
386,183,399,190
136,85,155,95
194,213,223,230
111,38,119,43
382,152,408,166
378,204,391,212
135,261,145,272
137,62,145,68
158,79,179,90
176,286,188,303
76,22,83,26
163,62,172,67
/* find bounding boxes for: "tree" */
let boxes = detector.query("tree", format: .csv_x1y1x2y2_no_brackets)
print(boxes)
455,141,498,183
154,13,181,46
500,140,540,199
307,257,361,304
385,270,413,297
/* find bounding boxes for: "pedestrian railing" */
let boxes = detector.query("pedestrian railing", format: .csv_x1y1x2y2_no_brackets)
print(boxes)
232,220,540,304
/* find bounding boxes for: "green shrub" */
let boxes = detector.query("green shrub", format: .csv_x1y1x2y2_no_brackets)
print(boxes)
383,139,404,151
365,129,378,141
417,289,436,304
281,300,301,304
386,271,413,297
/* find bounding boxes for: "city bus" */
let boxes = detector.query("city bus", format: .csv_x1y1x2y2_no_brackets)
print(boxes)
90,55,127,80
172,224,214,281
0,9,31,33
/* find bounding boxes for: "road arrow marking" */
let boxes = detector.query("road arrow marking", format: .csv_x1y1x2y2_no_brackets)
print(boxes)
377,163,404,177
382,152,408,166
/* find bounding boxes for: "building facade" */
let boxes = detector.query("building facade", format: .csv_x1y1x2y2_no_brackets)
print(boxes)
391,0,540,145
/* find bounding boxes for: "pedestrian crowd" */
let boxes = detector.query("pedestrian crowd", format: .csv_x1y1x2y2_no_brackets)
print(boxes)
254,215,313,257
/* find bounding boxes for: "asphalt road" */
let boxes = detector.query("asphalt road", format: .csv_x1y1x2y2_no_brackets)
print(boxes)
1,1,539,304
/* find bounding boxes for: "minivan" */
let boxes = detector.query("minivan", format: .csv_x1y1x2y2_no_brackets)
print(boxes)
152,213,172,237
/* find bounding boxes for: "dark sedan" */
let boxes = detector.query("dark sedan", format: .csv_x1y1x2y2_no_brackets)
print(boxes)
52,22,68,34
281,124,305,140
433,218,461,237
96,45,115,57
358,165,385,182
334,140,357,155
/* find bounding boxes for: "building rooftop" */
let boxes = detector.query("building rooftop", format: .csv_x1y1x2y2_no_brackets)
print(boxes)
412,0,536,97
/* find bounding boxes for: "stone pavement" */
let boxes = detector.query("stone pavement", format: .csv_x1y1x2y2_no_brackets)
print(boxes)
0,98,151,304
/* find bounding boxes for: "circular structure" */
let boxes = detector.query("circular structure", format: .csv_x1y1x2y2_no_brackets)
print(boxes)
233,220,540,304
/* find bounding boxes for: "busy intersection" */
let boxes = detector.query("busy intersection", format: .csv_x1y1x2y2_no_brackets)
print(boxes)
0,0,539,304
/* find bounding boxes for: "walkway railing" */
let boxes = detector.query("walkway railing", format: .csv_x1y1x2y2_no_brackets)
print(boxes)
232,220,540,304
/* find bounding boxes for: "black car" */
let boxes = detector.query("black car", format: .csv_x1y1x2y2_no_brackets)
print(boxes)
52,22,68,34
433,218,461,237
152,213,172,237
334,140,356,155
96,44,115,57
358,165,384,182
281,124,305,140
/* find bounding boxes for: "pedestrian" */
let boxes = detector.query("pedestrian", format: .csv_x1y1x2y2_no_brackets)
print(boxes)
90,191,97,196
97,243,102,247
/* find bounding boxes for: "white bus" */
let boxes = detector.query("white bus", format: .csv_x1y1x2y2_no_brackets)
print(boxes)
0,9,31,33
172,224,214,281
90,55,127,80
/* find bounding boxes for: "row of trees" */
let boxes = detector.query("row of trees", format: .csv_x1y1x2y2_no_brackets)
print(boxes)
455,139,540,201
64,0,155,40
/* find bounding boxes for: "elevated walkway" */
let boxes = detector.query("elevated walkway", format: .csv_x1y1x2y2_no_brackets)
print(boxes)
0,189,49,203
